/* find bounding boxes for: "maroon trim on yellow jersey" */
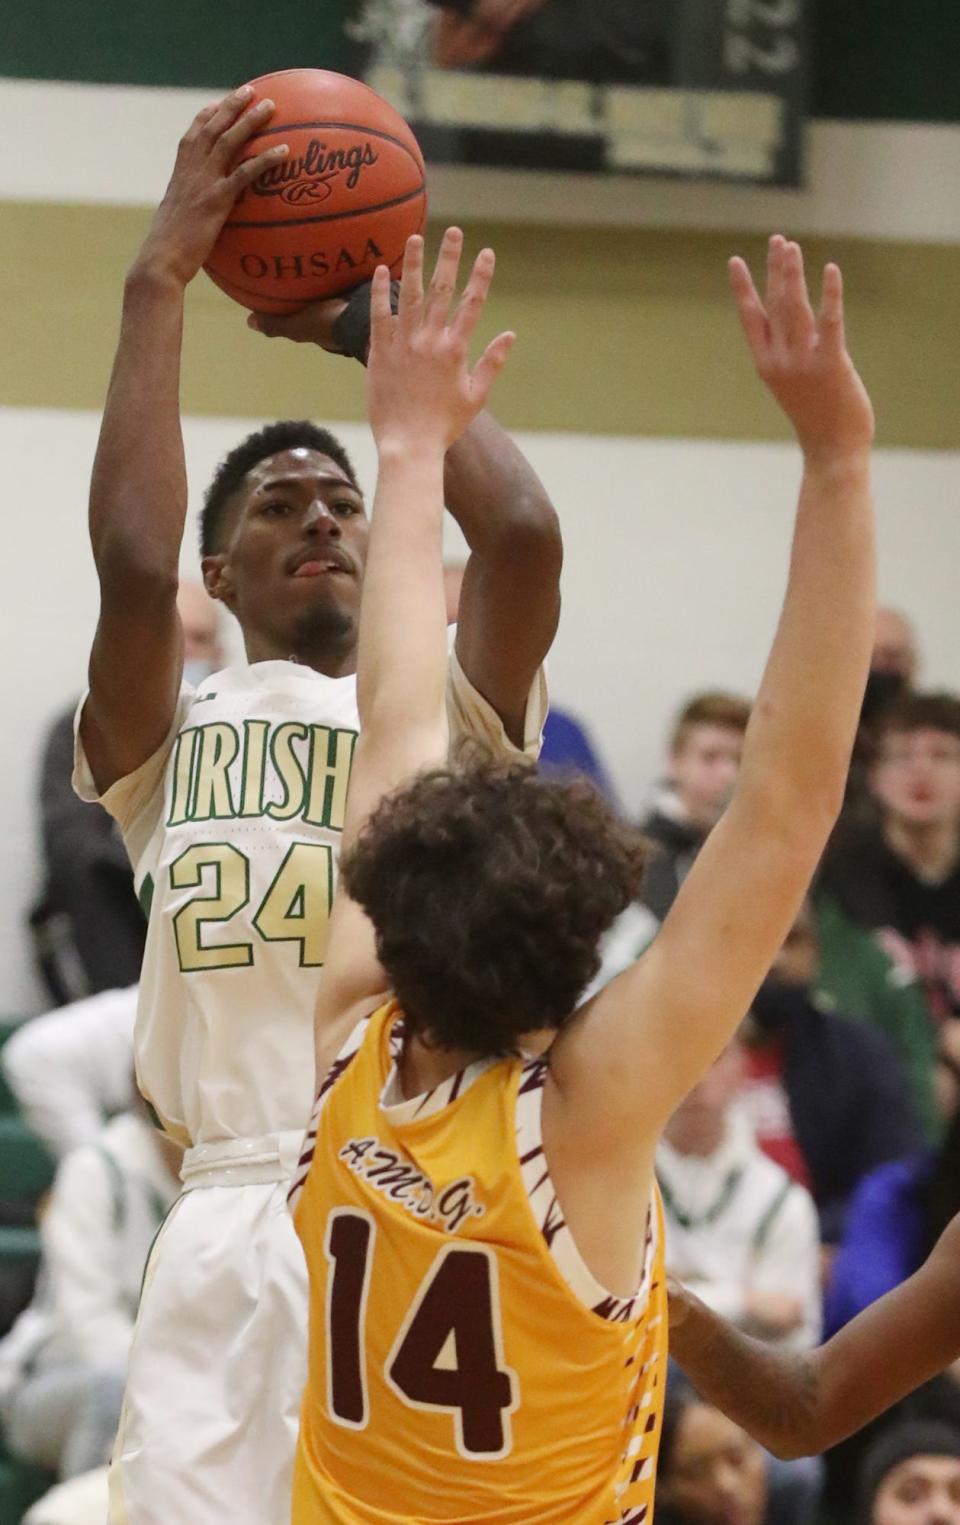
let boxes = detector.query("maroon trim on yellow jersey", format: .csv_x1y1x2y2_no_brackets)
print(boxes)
288,1018,371,1209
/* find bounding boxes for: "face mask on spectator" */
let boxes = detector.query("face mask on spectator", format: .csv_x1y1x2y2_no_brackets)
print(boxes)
183,658,217,689
750,975,810,1033
861,669,908,727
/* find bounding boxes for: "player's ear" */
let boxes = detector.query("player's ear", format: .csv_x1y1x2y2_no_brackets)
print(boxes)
202,553,235,609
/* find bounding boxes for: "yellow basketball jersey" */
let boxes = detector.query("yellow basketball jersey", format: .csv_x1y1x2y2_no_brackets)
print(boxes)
291,1001,667,1524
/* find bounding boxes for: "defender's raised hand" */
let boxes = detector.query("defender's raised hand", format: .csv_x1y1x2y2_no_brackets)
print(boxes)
731,236,874,461
366,229,515,452
135,87,288,288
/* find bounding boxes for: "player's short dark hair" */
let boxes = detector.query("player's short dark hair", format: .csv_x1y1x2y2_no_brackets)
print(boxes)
876,690,960,749
200,420,360,556
341,761,649,1055
670,691,751,754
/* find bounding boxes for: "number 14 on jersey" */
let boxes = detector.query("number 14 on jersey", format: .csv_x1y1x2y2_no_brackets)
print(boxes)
326,1209,519,1460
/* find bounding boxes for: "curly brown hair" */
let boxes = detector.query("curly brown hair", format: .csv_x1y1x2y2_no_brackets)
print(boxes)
341,762,649,1055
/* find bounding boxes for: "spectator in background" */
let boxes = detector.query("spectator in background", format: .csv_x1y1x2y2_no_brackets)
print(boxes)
858,1421,960,1525
539,708,619,802
841,606,920,836
445,560,618,800
871,608,919,696
31,581,223,1004
590,690,751,987
739,899,922,1248
815,892,939,1140
23,1465,110,1525
0,1100,180,1482
824,1023,960,1339
658,1367,819,1525
817,693,960,1099
1,987,137,1158
657,1042,821,1352
640,692,751,921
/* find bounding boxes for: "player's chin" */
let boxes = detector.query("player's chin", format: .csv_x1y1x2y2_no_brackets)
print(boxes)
289,583,359,642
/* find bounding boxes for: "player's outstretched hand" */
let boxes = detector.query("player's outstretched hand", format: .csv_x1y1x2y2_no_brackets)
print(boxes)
730,235,874,462
134,87,289,289
366,229,515,453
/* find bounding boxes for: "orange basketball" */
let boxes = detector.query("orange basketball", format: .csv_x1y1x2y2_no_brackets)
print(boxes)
205,69,427,314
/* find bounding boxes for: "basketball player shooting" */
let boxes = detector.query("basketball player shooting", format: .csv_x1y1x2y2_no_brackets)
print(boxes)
289,231,876,1524
74,88,560,1525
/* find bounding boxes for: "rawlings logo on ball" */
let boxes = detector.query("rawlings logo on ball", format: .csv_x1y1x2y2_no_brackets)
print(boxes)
251,139,380,205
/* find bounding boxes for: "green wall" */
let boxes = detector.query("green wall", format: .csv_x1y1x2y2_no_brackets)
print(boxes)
813,0,960,123
3,0,959,122
1,1,354,87
3,203,958,448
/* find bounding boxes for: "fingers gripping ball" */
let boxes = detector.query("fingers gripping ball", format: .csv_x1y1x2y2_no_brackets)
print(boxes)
205,69,427,314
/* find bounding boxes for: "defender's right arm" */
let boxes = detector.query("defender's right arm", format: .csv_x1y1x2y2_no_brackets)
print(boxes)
553,238,876,1157
82,89,285,793
669,1212,960,1457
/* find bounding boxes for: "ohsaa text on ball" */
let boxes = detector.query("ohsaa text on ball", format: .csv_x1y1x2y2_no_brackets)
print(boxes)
239,239,385,284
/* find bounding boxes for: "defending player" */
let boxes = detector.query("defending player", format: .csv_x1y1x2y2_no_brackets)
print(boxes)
289,230,876,1523
668,1220,960,1459
74,91,560,1524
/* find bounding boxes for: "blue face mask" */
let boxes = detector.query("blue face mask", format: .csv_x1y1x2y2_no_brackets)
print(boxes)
183,658,216,690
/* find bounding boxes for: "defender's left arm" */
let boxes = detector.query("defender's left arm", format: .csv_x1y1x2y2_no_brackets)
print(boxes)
444,412,561,748
312,234,516,1050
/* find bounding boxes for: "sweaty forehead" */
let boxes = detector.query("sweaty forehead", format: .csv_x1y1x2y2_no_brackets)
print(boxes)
244,448,358,496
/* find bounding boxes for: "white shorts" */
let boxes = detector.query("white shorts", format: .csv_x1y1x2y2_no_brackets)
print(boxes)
108,1132,308,1525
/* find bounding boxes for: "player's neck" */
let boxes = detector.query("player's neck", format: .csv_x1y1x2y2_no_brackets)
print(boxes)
242,627,358,678
395,1028,553,1101
397,1036,482,1101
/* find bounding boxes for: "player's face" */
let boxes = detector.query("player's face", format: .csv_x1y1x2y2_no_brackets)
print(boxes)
670,726,744,831
663,1405,767,1525
207,449,369,653
871,728,960,831
873,1456,960,1525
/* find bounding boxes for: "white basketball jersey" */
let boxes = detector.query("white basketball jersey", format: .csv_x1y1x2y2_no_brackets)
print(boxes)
75,653,546,1148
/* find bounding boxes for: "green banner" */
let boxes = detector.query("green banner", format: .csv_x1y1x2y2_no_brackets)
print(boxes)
1,0,957,124
1,0,354,88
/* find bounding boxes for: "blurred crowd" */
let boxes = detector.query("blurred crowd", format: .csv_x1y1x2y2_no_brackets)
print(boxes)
2,583,959,1524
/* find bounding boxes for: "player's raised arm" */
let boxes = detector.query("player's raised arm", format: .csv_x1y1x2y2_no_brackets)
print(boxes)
313,231,515,1039
554,237,876,1149
443,409,560,749
669,1211,960,1457
81,90,287,795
